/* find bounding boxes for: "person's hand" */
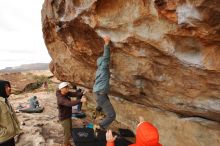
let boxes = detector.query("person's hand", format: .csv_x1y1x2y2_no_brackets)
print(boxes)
80,97,87,103
139,116,144,123
106,130,117,142
103,36,110,45
82,89,87,95
137,116,145,127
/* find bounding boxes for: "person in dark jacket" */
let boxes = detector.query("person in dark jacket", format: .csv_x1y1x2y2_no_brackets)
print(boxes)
0,80,21,146
56,82,87,146
93,36,116,129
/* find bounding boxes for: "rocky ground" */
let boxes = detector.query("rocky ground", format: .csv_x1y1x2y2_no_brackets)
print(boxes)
10,91,129,146
2,70,220,146
2,71,130,146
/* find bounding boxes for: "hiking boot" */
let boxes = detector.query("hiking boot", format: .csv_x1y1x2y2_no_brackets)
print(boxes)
92,110,97,120
93,124,105,132
96,106,102,112
93,124,99,131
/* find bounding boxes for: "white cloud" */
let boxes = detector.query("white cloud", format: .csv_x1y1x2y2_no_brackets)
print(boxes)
0,0,51,69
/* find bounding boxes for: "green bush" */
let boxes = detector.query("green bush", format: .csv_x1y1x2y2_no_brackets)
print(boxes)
23,82,43,92
33,75,50,84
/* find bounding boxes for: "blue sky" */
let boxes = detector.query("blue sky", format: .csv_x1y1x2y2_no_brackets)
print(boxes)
0,0,51,69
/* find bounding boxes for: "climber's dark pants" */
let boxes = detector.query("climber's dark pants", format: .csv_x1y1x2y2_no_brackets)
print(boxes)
94,92,116,129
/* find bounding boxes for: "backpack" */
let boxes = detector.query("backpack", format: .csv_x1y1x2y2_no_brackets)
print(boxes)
72,128,95,143
72,128,132,146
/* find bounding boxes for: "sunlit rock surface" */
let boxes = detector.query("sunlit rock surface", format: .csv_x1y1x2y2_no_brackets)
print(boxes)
42,0,220,145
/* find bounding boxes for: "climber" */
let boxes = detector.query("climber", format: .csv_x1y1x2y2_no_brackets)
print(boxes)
93,36,116,130
106,117,162,146
0,80,21,146
56,82,87,146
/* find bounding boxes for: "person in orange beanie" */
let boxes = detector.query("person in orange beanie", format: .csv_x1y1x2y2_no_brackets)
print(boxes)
106,117,162,146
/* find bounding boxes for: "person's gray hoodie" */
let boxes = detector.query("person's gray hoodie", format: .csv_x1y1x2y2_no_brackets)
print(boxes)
93,45,110,93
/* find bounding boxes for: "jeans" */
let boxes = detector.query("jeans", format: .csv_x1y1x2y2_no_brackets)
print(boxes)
76,97,82,111
94,92,116,129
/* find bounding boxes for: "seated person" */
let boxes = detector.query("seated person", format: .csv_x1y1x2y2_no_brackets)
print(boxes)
106,117,162,146
28,96,40,108
17,96,40,110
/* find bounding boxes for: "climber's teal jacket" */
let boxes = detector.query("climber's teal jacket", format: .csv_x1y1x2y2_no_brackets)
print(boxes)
93,44,110,94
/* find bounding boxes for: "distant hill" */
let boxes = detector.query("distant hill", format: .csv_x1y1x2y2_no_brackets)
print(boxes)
0,63,49,73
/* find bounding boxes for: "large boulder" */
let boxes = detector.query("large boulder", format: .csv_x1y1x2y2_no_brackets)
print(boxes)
42,0,220,145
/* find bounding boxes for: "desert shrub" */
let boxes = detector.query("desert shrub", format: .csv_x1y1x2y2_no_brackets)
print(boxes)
13,90,22,95
21,75,53,93
26,72,33,76
33,75,49,83
23,82,43,92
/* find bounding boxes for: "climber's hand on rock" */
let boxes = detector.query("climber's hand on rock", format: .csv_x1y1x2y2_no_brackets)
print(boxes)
103,36,110,45
139,116,145,123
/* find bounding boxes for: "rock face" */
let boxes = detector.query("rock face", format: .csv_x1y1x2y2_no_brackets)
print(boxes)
42,0,220,145
109,95,220,146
